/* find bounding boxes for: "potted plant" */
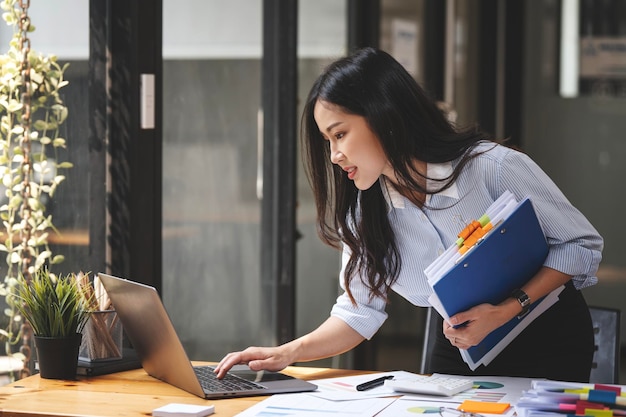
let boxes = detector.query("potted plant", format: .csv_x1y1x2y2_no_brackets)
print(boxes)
13,269,94,379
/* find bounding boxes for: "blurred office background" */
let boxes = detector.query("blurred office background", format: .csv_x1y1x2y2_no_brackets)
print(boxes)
0,0,623,382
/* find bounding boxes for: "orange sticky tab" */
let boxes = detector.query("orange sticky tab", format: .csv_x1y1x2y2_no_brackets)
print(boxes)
471,227,486,240
462,229,483,250
462,235,478,249
458,220,480,240
459,400,510,414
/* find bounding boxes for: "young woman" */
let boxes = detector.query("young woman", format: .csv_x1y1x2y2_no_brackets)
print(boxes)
215,47,603,382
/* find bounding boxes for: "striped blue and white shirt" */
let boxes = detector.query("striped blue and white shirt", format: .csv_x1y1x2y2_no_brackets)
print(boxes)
330,141,603,339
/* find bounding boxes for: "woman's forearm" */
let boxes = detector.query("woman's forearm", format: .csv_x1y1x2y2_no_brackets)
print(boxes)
499,266,571,320
284,316,366,363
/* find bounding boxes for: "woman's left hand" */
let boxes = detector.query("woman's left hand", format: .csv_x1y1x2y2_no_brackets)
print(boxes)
442,267,573,350
442,303,511,350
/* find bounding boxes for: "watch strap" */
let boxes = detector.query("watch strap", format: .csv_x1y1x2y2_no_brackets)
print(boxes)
511,288,531,319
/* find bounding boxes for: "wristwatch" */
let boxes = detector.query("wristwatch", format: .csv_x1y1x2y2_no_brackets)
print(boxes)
511,289,531,319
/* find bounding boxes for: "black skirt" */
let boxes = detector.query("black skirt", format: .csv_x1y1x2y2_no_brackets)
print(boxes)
429,281,595,382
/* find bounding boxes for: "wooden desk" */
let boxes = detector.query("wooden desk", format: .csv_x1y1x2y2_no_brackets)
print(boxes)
0,365,368,417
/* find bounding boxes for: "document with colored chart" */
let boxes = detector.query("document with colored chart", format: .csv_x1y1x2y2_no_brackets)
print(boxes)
426,191,564,371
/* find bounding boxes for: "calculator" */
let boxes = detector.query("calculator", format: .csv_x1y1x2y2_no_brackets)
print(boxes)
384,374,474,396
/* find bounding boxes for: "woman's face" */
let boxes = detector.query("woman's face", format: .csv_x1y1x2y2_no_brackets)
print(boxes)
314,100,394,190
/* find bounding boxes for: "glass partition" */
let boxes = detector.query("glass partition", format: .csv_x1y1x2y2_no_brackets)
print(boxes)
296,0,347,368
161,1,266,360
162,0,351,363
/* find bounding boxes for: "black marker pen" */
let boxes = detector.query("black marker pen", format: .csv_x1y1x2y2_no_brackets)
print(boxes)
356,375,394,391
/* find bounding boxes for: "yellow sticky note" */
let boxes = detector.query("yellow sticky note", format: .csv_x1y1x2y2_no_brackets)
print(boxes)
584,409,613,417
459,400,510,414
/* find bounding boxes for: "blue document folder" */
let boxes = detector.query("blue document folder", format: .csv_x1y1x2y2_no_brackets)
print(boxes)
430,197,555,369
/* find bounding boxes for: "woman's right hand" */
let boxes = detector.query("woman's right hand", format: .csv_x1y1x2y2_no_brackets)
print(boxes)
213,345,295,379
214,317,365,379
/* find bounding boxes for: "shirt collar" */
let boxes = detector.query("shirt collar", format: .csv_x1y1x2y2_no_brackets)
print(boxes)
381,162,459,211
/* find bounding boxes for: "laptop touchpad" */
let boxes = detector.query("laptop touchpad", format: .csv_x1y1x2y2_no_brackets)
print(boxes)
229,366,294,382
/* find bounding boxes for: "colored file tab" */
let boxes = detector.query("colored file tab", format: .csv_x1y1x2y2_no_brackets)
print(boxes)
584,390,626,407
585,409,614,417
585,390,617,404
575,400,612,416
460,400,510,414
595,385,623,396
425,190,519,283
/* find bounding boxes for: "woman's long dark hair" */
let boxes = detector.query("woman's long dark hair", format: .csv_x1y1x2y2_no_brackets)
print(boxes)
301,48,493,304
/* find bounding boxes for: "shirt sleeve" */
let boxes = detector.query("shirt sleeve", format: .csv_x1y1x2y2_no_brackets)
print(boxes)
497,148,603,289
329,245,388,340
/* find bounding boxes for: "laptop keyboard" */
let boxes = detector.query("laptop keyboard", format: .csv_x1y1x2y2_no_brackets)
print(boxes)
194,366,267,392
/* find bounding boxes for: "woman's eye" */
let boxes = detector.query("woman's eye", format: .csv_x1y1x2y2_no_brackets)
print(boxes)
335,132,345,140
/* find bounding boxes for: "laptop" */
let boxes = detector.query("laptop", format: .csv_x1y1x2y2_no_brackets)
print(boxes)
97,273,317,399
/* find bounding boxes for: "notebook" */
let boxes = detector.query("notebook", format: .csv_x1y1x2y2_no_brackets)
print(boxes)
97,273,317,399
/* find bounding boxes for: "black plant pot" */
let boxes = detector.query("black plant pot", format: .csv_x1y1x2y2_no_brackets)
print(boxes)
34,333,82,379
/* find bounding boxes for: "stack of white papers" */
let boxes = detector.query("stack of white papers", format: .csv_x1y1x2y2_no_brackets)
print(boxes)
515,379,626,417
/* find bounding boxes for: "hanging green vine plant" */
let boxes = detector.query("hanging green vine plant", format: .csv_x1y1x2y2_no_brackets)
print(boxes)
0,0,72,362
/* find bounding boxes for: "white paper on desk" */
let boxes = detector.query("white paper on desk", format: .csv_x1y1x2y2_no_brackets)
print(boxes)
375,399,516,417
310,370,419,400
428,286,564,371
233,392,397,417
